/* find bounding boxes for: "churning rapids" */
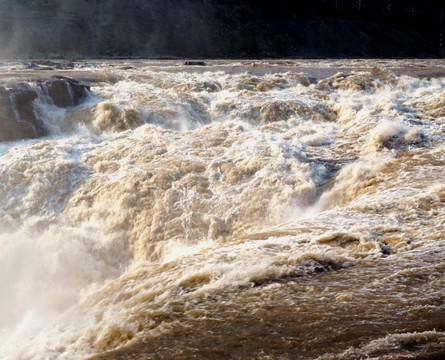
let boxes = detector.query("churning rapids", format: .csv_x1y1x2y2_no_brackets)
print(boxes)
0,59,444,360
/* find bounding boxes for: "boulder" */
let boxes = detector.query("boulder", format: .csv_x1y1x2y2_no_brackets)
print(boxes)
44,76,91,107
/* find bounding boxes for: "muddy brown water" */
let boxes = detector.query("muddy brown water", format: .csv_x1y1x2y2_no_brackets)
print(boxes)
0,59,443,360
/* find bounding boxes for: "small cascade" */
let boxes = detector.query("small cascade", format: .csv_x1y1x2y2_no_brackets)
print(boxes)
32,83,72,135
34,82,55,106
8,92,22,123
64,81,75,106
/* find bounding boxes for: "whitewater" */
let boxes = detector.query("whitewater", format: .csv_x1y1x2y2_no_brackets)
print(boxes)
0,59,444,359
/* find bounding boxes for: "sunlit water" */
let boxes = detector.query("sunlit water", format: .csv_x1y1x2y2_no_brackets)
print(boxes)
0,59,444,359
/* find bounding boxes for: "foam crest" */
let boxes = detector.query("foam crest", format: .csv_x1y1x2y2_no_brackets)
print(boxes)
368,118,425,150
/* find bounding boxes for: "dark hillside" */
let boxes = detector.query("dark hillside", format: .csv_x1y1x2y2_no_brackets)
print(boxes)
0,0,443,58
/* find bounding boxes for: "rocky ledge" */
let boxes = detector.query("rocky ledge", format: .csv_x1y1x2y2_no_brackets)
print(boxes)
0,76,90,142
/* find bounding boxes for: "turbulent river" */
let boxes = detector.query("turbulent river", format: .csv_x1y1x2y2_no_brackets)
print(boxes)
0,59,444,360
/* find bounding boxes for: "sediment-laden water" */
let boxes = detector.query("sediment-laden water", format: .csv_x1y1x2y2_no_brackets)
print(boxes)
0,59,444,359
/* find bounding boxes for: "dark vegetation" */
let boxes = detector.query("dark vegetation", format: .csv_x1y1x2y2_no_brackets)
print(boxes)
0,0,443,58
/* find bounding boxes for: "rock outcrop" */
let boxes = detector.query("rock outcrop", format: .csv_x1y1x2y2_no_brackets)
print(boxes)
0,77,90,142
45,76,91,108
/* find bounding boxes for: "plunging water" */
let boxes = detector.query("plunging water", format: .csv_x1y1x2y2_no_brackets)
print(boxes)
0,59,444,360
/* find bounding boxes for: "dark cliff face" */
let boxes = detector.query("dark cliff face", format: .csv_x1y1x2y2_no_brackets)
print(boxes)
0,0,443,58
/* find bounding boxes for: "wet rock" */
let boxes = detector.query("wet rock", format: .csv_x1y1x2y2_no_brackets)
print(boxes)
184,61,206,66
9,84,41,131
0,77,90,142
45,76,90,107
0,85,41,141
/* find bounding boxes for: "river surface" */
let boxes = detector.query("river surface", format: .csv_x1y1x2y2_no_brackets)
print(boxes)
0,59,444,359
